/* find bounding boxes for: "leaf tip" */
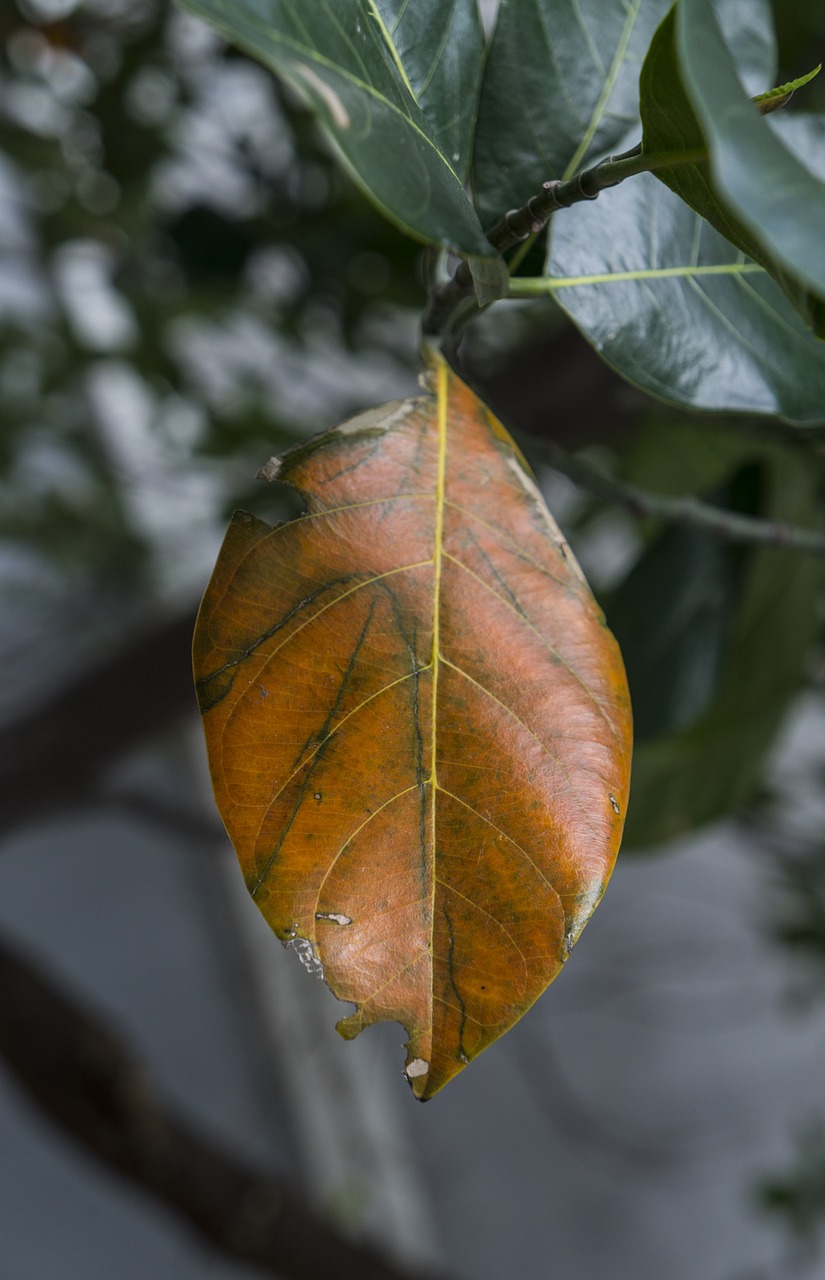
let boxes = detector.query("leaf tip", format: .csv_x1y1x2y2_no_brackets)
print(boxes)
754,63,822,114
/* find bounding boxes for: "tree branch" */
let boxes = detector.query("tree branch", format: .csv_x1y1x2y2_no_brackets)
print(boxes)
0,932,455,1280
537,441,825,555
422,143,705,338
0,608,198,839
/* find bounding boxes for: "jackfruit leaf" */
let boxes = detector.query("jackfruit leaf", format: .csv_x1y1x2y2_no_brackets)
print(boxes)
369,0,485,181
505,0,825,420
472,0,674,227
607,522,738,742
619,438,821,848
640,6,825,336
193,353,632,1098
677,0,825,325
177,0,491,255
539,170,825,423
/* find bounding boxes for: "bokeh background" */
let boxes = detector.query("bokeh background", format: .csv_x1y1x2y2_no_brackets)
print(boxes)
3,1,825,1278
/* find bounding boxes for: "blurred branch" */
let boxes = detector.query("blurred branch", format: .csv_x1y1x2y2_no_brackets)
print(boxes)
536,442,825,555
0,932,454,1280
0,609,198,839
100,790,226,845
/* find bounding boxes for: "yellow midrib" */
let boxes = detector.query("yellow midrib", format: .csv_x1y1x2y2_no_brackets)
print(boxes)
366,0,417,101
562,0,641,180
428,359,448,985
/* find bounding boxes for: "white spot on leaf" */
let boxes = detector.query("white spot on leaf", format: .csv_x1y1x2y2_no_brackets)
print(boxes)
404,1058,429,1079
315,911,352,926
334,399,411,436
288,936,325,979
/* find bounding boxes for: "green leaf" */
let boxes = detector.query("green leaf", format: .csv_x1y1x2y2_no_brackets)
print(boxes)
468,253,510,306
640,5,825,336
177,0,492,254
675,0,825,330
754,64,821,115
512,172,825,423
618,435,822,848
369,0,485,180
607,522,738,742
472,0,673,228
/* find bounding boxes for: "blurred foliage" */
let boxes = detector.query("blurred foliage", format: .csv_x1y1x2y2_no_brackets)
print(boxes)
0,0,423,593
758,1122,825,1256
609,418,825,848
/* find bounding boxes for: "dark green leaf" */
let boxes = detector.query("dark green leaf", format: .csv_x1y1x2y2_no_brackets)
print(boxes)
516,171,825,423
675,0,825,328
472,0,673,227
370,0,485,180
620,438,822,848
640,6,825,336
177,0,491,254
607,523,738,741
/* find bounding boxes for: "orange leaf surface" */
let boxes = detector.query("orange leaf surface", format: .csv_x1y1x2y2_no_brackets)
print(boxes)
193,353,632,1099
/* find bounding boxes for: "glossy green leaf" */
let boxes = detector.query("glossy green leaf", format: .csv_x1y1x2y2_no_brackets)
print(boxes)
370,0,485,180
676,0,825,325
515,171,825,423
641,6,825,336
472,0,673,227
617,433,822,848
177,0,492,254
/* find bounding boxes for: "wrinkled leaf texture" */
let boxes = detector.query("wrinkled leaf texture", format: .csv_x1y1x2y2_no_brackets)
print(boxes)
193,355,631,1097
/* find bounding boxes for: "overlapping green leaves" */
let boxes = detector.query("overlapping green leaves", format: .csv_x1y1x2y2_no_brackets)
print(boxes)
472,0,672,225
519,0,825,423
178,0,491,254
178,0,825,418
537,175,825,424
640,5,825,336
374,0,484,178
609,421,823,847
677,0,825,317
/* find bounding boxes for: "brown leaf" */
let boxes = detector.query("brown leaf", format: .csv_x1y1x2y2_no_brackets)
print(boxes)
193,353,632,1099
